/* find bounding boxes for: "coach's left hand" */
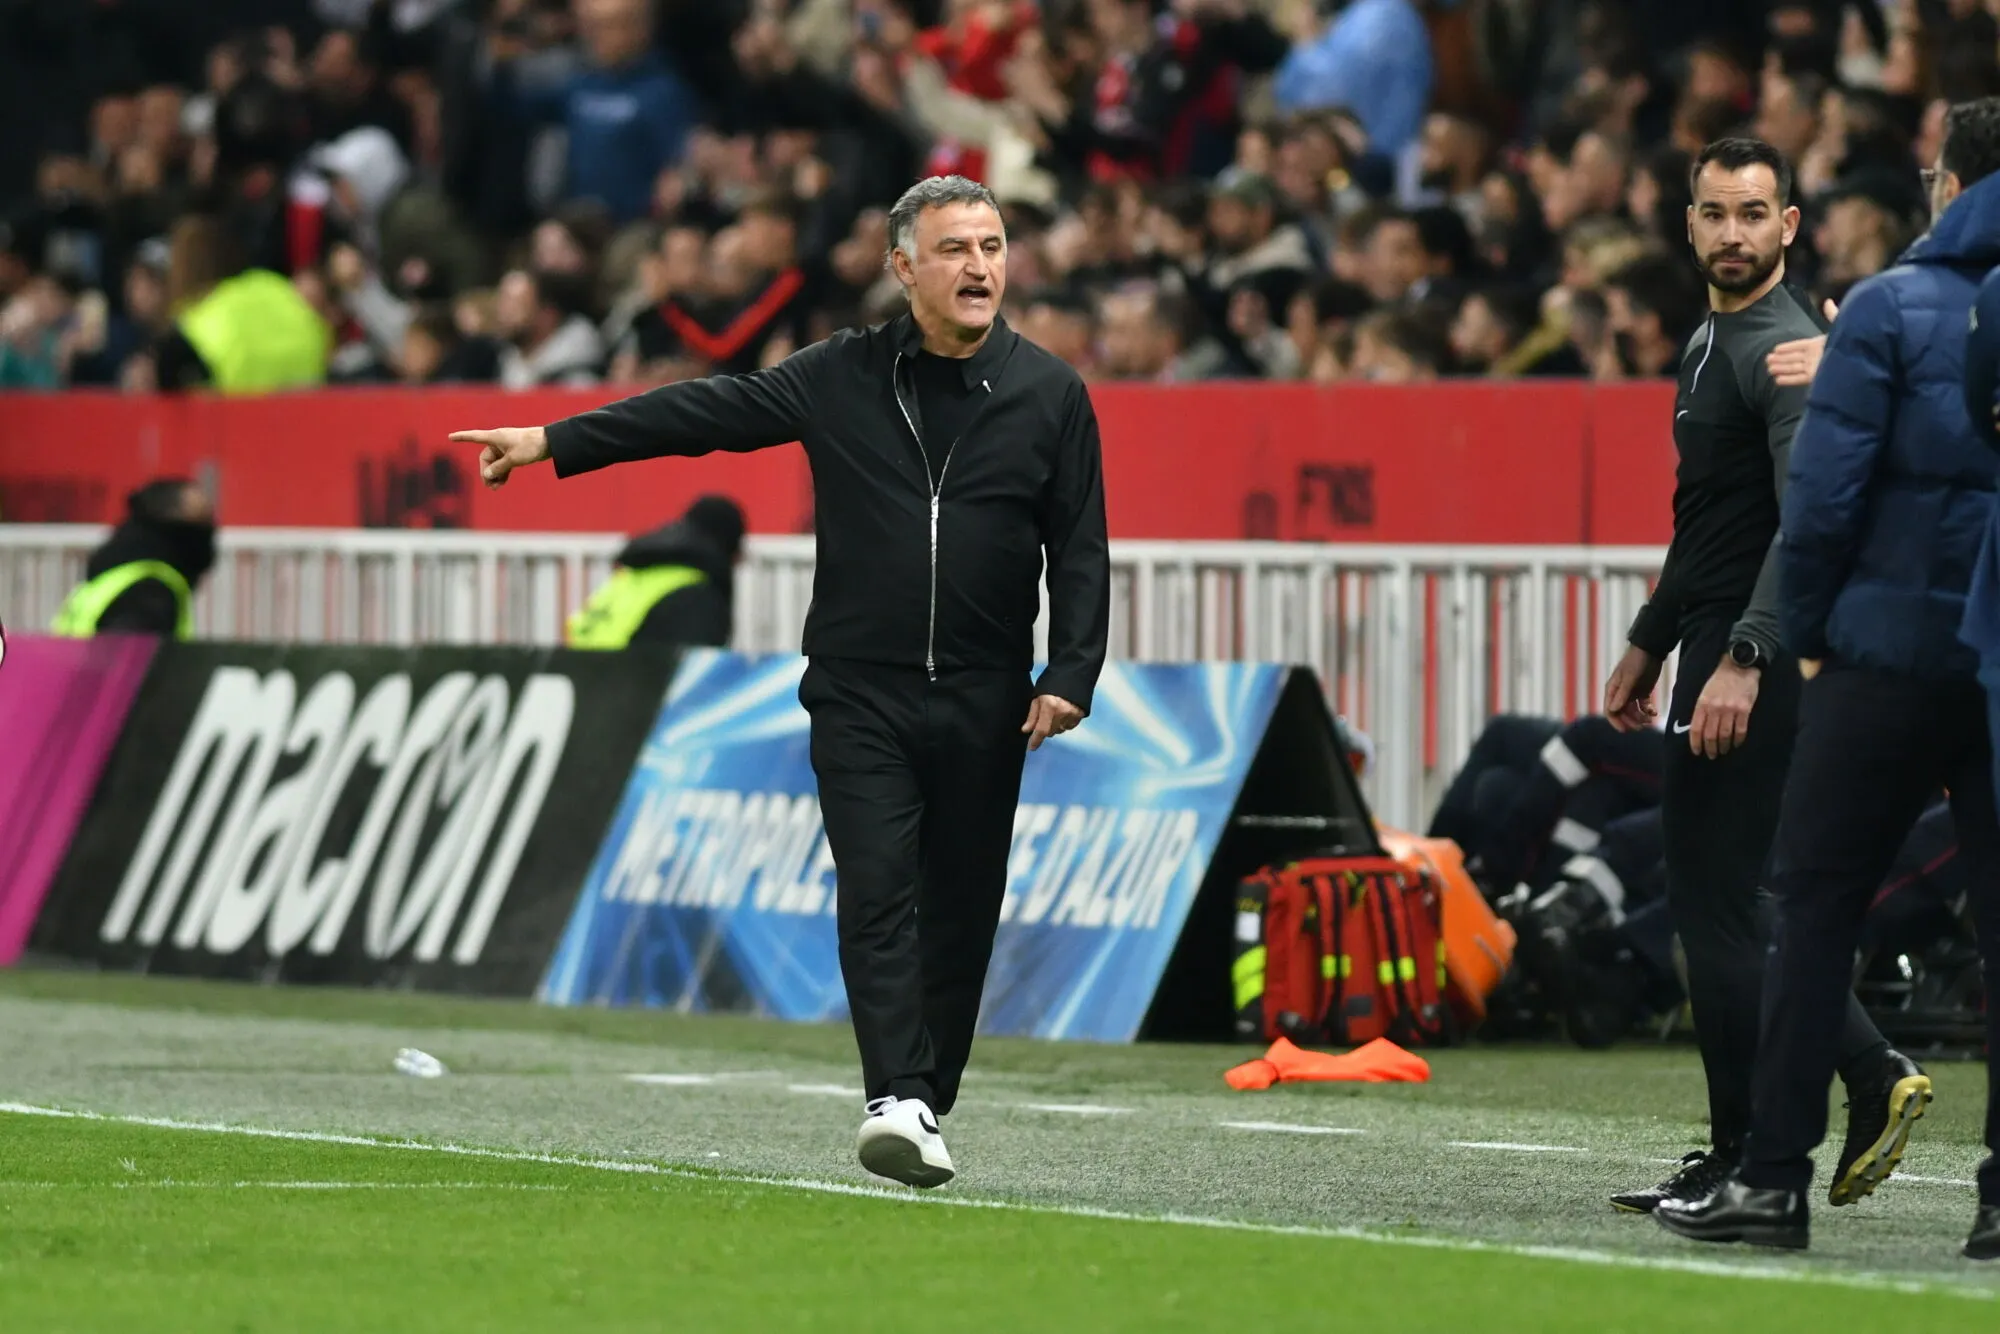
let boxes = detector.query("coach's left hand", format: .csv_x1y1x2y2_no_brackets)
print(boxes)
1689,656,1760,759
1023,694,1083,751
1766,299,1839,386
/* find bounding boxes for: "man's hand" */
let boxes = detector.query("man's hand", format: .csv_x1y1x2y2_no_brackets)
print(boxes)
1689,656,1760,759
1765,299,1839,386
1765,334,1825,386
1603,644,1662,732
449,426,551,489
1022,694,1083,751
1799,658,1822,681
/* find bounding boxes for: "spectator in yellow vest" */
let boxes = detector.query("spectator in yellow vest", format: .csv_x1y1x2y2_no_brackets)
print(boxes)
150,215,330,395
567,495,745,650
51,479,217,640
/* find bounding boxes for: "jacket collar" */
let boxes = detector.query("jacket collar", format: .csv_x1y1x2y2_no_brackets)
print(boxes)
892,311,1016,390
1901,169,2000,269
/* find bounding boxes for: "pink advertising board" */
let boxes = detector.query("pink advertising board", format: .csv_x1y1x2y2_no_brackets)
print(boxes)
0,634,157,964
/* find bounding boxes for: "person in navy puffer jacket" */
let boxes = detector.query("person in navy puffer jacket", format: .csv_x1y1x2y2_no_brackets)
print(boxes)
1955,114,2000,1266
1706,99,2000,1261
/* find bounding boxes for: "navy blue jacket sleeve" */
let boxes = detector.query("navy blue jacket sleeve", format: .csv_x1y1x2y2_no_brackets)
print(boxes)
1965,267,2000,450
1778,277,1901,662
1725,331,1815,660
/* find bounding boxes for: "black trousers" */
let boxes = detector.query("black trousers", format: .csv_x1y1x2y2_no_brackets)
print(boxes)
1742,668,2000,1197
799,656,1033,1116
1663,622,1887,1154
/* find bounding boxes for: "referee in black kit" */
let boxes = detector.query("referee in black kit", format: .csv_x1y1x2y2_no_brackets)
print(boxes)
1601,139,1919,1214
451,176,1111,1190
1657,101,2000,1257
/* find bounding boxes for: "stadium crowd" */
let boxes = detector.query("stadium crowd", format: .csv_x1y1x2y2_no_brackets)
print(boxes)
0,0,1989,392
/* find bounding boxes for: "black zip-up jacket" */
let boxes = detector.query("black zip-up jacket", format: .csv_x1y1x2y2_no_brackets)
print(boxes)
545,312,1112,712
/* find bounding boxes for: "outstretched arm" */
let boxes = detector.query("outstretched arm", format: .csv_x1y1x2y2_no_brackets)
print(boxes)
453,339,829,486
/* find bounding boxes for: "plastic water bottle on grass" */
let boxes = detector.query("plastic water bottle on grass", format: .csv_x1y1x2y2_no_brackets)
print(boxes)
394,1047,447,1078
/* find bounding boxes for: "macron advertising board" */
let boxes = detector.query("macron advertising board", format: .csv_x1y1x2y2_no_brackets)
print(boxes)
32,641,681,995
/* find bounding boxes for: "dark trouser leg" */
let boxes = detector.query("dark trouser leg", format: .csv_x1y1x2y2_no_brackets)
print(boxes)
1559,714,1668,804
1740,670,1938,1193
1976,669,2000,1206
918,669,1033,1118
1428,714,1560,848
1661,627,1800,1155
801,658,935,1107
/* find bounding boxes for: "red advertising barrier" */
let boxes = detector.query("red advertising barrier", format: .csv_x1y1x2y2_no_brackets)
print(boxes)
0,381,1679,543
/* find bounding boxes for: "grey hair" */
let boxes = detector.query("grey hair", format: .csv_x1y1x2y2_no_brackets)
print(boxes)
885,175,1004,271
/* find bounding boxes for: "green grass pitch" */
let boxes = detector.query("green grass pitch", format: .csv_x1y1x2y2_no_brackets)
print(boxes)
2,969,1996,1332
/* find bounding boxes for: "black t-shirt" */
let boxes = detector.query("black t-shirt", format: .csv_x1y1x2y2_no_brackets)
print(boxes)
910,349,983,481
1628,281,1828,659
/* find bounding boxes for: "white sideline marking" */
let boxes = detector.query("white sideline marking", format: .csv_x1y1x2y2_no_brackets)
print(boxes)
1449,1142,1590,1154
625,1074,719,1086
0,1103,1990,1303
786,1083,862,1098
1892,1174,1980,1189
1018,1103,1132,1116
1219,1121,1366,1136
625,1070,783,1087
2,1180,567,1191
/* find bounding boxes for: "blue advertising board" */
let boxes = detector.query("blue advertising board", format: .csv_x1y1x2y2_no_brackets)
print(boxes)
536,649,1292,1042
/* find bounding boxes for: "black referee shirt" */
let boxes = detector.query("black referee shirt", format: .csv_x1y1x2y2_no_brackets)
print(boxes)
1629,281,1829,661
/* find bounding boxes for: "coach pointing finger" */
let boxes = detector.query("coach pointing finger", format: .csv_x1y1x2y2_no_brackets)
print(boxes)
448,175,1111,1191
446,426,550,487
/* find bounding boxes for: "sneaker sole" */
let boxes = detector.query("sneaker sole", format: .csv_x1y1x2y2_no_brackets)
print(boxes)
857,1128,955,1189
1829,1074,1933,1208
1653,1214,1809,1250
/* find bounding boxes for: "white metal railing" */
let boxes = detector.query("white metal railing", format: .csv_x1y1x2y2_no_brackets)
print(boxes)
0,526,1669,829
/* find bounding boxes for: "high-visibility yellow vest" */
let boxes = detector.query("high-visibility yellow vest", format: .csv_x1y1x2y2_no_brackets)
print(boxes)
177,270,331,394
50,560,195,639
565,564,707,649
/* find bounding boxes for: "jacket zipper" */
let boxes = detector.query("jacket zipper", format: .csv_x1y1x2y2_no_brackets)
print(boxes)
893,352,943,679
892,352,992,680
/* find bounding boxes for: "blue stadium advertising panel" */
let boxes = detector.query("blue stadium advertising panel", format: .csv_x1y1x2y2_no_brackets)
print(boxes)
537,650,1291,1042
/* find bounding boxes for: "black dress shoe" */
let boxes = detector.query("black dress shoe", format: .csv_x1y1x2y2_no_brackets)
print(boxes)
1611,1150,1734,1214
1654,1178,1809,1250
1966,1206,2000,1261
1830,1049,1932,1207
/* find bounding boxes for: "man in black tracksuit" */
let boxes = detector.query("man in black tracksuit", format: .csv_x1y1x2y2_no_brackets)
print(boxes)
1602,138,1919,1216
452,176,1111,1191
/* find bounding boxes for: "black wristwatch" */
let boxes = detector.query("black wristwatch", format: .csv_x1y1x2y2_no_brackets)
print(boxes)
1728,638,1766,670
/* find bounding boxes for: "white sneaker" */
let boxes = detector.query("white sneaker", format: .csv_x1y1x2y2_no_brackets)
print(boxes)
856,1096,955,1188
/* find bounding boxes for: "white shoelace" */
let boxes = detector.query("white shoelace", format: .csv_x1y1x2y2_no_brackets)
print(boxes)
865,1096,898,1117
